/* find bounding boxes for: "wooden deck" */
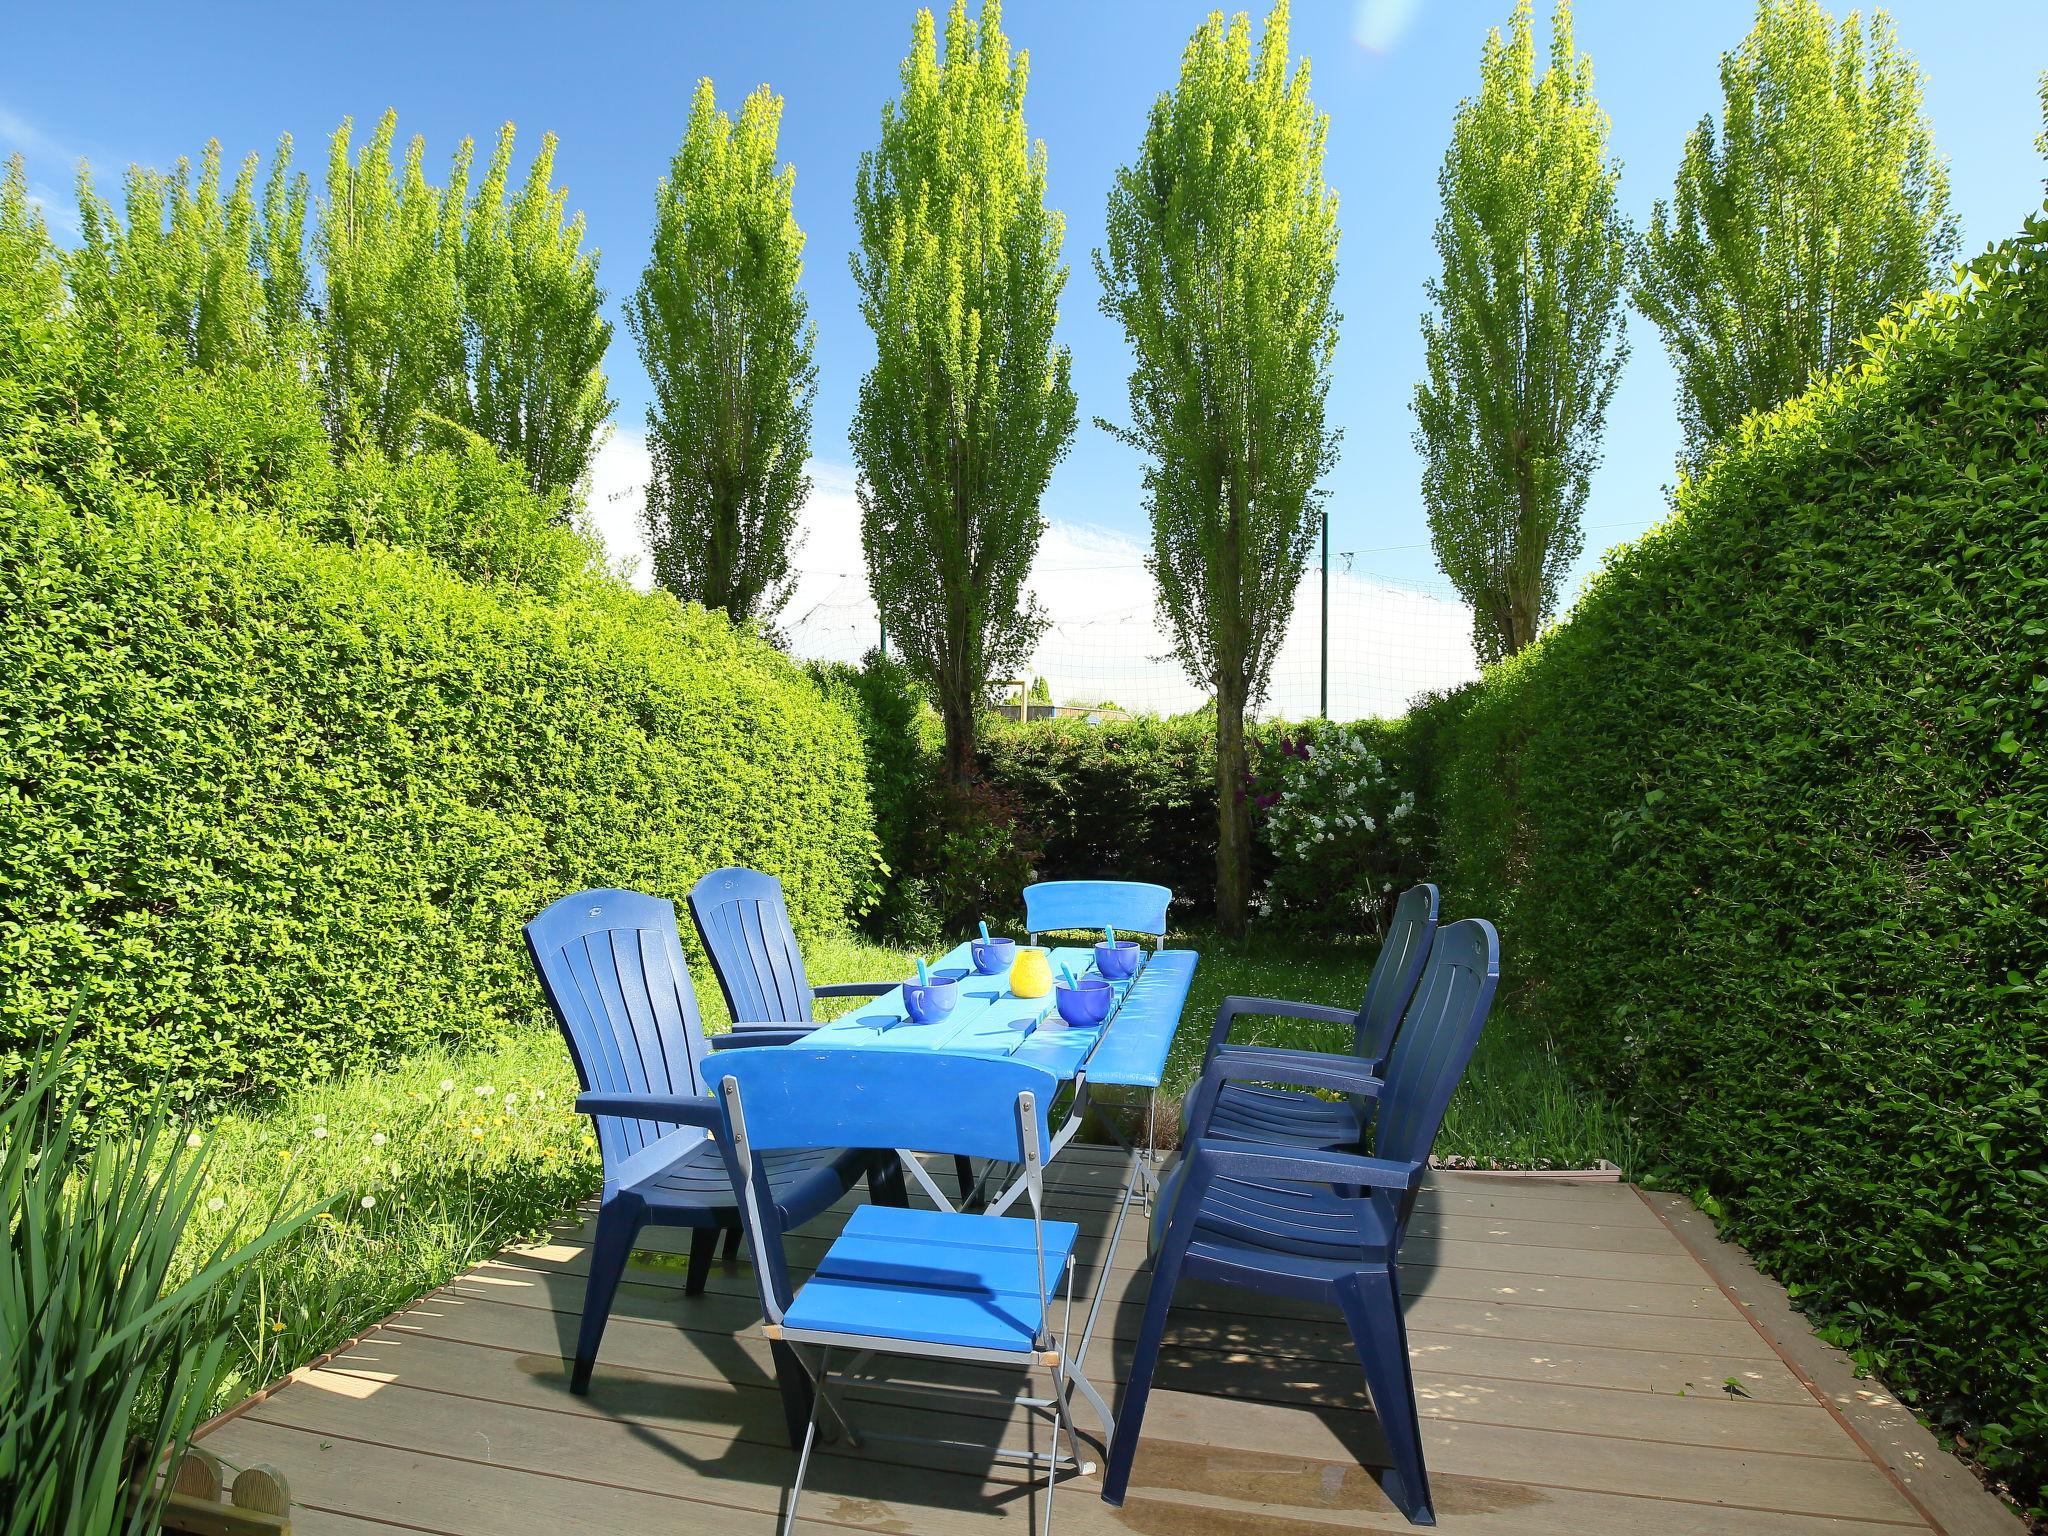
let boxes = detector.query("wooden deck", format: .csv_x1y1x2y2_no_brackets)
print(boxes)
201,1147,1946,1535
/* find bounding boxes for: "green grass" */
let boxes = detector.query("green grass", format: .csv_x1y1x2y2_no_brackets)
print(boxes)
174,921,1630,1419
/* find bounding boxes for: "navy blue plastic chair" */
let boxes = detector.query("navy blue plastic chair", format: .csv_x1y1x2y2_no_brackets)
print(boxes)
1106,917,1501,1526
523,889,900,1396
1023,880,1172,947
1188,883,1438,1150
707,1047,1115,1535
687,865,974,1203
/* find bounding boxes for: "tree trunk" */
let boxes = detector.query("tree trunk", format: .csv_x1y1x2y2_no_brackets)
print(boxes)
938,666,977,795
1214,668,1251,937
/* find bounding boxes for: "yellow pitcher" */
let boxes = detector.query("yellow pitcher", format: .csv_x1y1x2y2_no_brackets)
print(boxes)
1009,945,1054,999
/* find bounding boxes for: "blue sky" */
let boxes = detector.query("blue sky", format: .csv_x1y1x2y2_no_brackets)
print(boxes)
4,0,2044,609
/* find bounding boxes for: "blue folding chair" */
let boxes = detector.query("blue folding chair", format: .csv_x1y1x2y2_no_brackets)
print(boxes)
523,889,902,1399
1023,880,1172,947
708,1048,1116,1535
1187,883,1438,1150
688,865,975,1204
1106,917,1501,1526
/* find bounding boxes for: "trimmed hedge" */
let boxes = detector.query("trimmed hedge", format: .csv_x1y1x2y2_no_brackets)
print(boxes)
0,467,878,1118
1418,212,2048,1506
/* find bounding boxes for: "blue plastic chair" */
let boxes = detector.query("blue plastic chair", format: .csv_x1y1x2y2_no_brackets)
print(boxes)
687,865,975,1203
707,1048,1115,1535
1188,883,1438,1150
1023,880,1172,946
523,889,900,1397
1106,917,1501,1526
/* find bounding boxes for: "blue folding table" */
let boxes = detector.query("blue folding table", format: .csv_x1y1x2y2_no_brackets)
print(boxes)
803,939,1198,1292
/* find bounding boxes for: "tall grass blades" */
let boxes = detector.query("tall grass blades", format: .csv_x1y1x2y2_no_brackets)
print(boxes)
1,1035,318,1536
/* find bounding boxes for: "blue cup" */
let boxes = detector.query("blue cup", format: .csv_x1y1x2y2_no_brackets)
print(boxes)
1054,976,1114,1027
971,937,1017,975
1094,940,1141,980
901,976,958,1023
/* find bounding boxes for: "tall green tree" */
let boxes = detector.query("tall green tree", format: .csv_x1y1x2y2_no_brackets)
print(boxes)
316,112,467,461
630,79,816,627
1413,0,1629,665
316,112,611,498
1096,0,1340,934
851,0,1076,790
69,137,307,374
1632,0,1956,471
454,124,613,500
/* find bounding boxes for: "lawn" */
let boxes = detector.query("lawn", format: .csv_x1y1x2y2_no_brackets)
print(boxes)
176,923,1630,1420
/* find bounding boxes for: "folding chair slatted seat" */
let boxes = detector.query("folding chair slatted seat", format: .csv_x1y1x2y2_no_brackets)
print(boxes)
523,888,900,1397
690,865,975,1203
1109,916,1501,1528
1188,882,1439,1151
709,1048,1115,1536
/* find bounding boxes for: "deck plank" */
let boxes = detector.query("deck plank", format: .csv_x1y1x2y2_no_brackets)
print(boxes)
201,1155,1933,1534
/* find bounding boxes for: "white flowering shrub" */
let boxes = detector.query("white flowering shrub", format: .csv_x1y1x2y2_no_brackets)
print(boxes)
1252,721,1424,932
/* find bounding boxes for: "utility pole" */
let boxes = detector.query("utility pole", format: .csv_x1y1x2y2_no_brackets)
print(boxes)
1319,505,1329,719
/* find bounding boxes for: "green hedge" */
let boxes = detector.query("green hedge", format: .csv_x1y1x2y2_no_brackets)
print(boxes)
1418,213,2048,1507
0,467,878,1118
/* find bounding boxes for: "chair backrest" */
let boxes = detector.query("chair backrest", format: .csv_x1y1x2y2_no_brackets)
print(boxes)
524,889,712,1192
1352,883,1440,1065
1370,917,1500,1175
1023,880,1172,944
706,1049,1061,1321
687,866,814,1024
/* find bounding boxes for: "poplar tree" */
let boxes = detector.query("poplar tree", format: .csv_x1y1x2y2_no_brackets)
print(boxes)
851,0,1076,790
316,113,611,496
1413,0,1629,664
1096,0,1340,934
1632,0,1955,471
454,124,613,500
630,79,816,626
316,112,467,461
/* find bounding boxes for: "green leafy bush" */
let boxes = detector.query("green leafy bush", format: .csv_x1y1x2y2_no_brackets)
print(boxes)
1417,210,2048,1509
0,467,878,1119
978,713,1222,915
810,651,930,935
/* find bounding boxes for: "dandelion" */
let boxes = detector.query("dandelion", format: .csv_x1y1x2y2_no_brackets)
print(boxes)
474,1084,496,1098
316,1211,336,1222
438,1078,455,1093
207,1196,225,1212
360,1195,376,1210
311,1126,328,1140
311,1113,326,1127
504,1094,520,1109
470,1128,485,1140
371,1132,387,1147
271,1321,286,1334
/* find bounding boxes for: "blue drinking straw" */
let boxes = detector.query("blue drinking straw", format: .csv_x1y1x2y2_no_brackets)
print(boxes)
979,920,991,943
916,957,930,987
1106,927,1117,945
1060,962,1078,988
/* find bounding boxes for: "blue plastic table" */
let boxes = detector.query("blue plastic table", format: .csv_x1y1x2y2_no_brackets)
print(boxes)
807,941,1199,1275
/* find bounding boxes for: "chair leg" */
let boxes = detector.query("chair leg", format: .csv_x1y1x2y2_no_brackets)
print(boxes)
1338,1267,1434,1526
954,1154,976,1206
866,1154,907,1207
1100,1242,1184,1506
722,1224,744,1261
572,1197,645,1395
770,1337,815,1449
684,1225,718,1296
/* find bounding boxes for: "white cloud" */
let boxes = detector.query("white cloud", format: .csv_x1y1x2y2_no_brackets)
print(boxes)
582,456,1478,722
1352,0,1423,54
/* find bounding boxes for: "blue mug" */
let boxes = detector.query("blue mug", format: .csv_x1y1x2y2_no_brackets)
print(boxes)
1094,940,1141,980
902,977,958,1023
1054,976,1114,1027
971,937,1017,975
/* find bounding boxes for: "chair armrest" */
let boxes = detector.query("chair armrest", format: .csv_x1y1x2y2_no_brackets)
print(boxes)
1192,1139,1423,1194
710,1028,810,1050
574,1092,719,1129
1212,1046,1384,1098
813,981,894,999
728,1018,822,1034
1206,995,1359,1061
